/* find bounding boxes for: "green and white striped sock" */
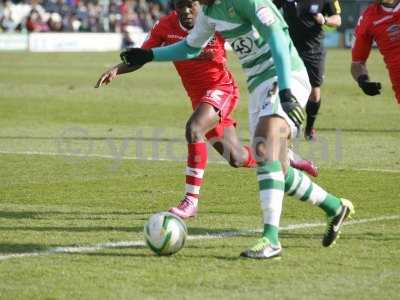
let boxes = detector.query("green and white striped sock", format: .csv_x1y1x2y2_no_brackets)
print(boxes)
257,160,285,246
285,166,341,217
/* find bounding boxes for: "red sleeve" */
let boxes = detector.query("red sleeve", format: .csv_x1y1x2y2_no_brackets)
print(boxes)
141,20,165,49
352,11,373,63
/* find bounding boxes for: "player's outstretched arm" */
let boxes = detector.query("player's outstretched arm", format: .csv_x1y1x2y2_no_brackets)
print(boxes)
351,62,381,96
120,40,202,67
95,63,143,88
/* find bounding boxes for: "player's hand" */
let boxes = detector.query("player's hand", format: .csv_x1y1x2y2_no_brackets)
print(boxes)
279,89,306,128
313,13,326,25
120,48,154,66
95,67,118,88
357,74,382,96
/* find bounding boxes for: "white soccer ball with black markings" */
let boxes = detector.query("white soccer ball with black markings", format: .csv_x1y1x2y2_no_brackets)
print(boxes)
144,212,187,256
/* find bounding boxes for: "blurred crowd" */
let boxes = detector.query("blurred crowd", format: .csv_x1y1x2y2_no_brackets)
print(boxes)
0,0,172,34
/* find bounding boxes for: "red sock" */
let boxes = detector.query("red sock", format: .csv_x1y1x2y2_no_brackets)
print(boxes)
185,142,207,201
243,145,257,168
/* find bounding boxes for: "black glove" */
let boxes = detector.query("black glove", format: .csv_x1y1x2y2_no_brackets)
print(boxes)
279,89,306,128
120,48,154,66
357,74,381,96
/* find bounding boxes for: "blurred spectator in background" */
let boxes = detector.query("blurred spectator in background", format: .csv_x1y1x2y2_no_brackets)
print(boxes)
148,1,161,21
64,11,81,31
26,8,49,31
138,10,152,31
48,11,62,30
136,0,148,13
1,0,31,31
0,0,171,33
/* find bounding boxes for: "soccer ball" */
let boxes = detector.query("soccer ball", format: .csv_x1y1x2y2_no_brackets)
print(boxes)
144,212,188,256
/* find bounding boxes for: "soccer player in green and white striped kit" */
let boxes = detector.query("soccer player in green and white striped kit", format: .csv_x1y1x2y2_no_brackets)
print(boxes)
120,0,354,259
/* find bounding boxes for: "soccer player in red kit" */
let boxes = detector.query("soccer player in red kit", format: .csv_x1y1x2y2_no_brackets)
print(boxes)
95,0,317,219
351,0,400,103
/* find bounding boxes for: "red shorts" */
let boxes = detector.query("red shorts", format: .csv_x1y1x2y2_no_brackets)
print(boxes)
191,83,239,140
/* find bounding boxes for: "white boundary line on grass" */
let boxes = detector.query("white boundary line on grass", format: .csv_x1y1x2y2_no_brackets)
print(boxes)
0,215,399,262
1,150,400,173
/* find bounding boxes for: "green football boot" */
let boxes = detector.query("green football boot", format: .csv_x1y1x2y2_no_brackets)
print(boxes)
240,237,282,259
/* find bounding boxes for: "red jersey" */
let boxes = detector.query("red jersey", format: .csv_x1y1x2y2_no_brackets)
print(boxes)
141,11,233,100
352,2,400,103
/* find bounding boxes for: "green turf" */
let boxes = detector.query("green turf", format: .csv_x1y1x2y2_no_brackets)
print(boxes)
0,49,399,299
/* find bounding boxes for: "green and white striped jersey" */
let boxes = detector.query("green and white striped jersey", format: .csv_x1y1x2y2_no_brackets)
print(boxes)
186,0,305,92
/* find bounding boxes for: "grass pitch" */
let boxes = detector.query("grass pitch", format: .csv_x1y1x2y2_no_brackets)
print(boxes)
0,49,399,299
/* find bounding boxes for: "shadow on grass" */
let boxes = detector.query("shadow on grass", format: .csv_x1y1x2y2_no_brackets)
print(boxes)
199,210,247,216
0,243,55,254
0,225,143,233
339,232,400,241
180,253,243,261
188,227,245,235
74,251,243,261
281,233,322,240
0,210,151,220
282,231,400,242
0,241,148,255
73,252,151,258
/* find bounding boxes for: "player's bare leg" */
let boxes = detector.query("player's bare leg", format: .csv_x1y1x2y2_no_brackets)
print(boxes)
209,126,256,168
169,103,220,219
170,103,260,218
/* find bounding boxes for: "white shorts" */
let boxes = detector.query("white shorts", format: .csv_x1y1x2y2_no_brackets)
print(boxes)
248,70,311,140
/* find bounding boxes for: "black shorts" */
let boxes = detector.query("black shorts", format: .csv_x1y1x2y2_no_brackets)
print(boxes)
298,48,326,88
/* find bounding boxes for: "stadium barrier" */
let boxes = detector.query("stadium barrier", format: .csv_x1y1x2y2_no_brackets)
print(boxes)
29,33,124,52
0,30,346,52
0,33,29,50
